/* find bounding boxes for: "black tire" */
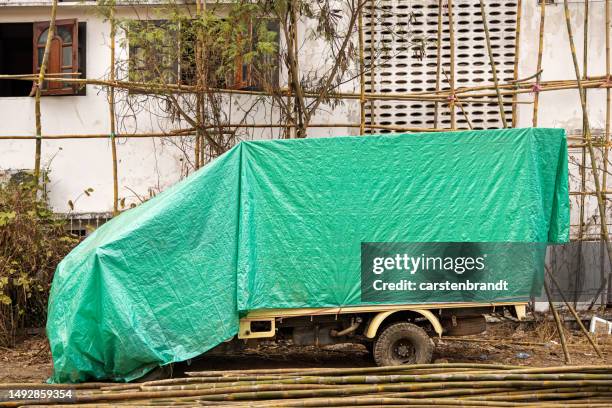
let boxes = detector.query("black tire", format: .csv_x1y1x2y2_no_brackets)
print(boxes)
373,322,433,366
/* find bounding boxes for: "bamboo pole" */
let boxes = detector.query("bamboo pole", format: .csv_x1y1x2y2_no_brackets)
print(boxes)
108,4,119,216
33,0,59,183
545,266,603,358
543,280,572,365
605,0,612,306
511,0,522,127
479,0,508,128
290,0,303,137
7,366,612,406
433,0,443,129
5,74,612,102
577,163,587,309
584,0,589,84
0,124,450,140
199,0,208,165
194,0,203,168
368,0,375,133
448,0,456,129
151,372,612,388
575,0,590,307
563,0,612,280
532,0,545,127
358,7,366,135
442,68,473,129
5,129,612,143
179,363,526,379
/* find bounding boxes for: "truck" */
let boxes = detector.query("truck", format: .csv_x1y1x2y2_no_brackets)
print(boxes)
47,128,568,382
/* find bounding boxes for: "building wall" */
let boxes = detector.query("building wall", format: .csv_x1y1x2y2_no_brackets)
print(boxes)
0,1,608,229
0,5,187,213
0,3,361,214
517,1,608,241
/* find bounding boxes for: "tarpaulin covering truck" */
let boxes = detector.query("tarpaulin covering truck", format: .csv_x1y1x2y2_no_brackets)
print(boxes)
46,128,569,382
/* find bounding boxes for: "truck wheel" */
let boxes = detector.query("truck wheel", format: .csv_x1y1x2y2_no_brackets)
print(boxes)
373,322,433,366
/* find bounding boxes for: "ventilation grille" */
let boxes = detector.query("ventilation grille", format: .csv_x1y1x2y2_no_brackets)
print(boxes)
364,0,517,132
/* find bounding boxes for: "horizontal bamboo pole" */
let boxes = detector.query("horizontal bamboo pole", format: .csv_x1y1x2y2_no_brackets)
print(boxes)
184,363,523,378
2,134,609,144
3,73,612,103
0,125,448,140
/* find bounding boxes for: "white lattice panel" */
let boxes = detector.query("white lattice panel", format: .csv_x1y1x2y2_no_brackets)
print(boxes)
364,0,517,132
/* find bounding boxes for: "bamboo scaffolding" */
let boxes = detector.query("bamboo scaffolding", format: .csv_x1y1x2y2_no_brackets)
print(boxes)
5,74,612,102
0,132,609,146
291,0,301,138
532,0,545,127
433,0,443,129
442,68,473,129
194,0,203,167
358,8,366,135
511,0,522,126
368,0,375,133
543,280,572,365
545,266,603,358
563,0,612,283
33,0,58,183
0,124,447,140
478,0,507,128
606,0,611,306
448,0,456,129
576,0,590,307
108,4,119,216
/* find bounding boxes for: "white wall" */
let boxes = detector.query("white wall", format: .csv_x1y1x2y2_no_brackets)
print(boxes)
516,1,609,241
0,3,363,213
0,1,609,221
0,5,189,213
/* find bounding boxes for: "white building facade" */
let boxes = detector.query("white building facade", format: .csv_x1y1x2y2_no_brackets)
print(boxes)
0,0,607,240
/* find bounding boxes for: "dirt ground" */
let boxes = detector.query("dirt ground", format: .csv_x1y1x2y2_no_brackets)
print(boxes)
1,320,611,384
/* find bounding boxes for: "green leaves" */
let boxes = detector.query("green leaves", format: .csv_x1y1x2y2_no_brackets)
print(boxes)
0,177,78,347
0,211,16,227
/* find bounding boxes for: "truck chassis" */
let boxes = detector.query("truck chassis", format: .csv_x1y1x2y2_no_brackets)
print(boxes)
236,302,526,366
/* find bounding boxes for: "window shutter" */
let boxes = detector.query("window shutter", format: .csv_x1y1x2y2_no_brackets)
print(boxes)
33,19,78,96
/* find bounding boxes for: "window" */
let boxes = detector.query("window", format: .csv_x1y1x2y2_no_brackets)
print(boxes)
0,23,33,97
33,20,79,95
0,21,86,97
234,20,280,91
128,19,279,91
128,20,179,85
65,213,112,238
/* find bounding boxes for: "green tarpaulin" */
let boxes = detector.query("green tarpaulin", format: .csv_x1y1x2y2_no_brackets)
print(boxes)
47,128,569,383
